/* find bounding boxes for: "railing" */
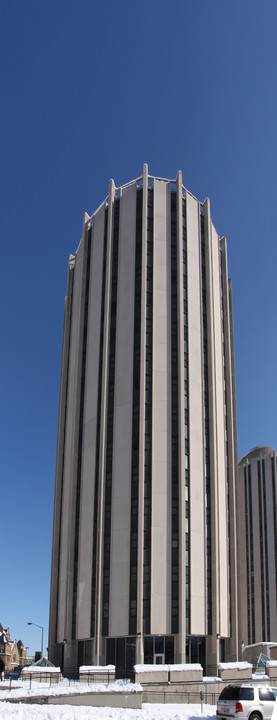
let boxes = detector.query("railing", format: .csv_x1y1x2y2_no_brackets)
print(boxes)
3,673,62,691
4,670,127,691
79,670,115,685
25,673,62,690
3,676,216,705
142,688,217,706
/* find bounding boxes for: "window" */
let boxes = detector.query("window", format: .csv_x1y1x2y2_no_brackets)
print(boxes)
240,688,254,700
259,689,274,701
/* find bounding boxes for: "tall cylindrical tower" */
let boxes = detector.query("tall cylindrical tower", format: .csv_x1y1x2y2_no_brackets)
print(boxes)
238,446,277,649
49,165,238,675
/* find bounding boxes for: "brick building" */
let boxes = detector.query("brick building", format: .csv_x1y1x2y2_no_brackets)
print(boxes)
0,624,27,673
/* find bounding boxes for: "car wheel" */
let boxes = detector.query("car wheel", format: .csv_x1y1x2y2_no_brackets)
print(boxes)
249,713,262,720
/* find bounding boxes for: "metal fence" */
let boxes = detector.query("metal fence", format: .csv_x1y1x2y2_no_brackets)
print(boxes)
5,669,118,691
142,688,217,706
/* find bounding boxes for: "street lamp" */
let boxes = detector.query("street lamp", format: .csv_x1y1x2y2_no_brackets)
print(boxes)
28,622,44,658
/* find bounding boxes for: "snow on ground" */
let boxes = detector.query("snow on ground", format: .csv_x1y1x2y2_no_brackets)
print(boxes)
0,702,217,720
0,678,141,701
0,678,217,720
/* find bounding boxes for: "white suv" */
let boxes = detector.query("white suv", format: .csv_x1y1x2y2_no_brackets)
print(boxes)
216,685,276,720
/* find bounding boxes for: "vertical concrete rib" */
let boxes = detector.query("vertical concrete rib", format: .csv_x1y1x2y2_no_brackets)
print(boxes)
109,182,136,636
57,214,88,645
205,202,230,667
95,179,115,663
203,197,219,668
186,192,205,635
151,178,171,634
211,222,228,639
229,276,240,656
76,205,105,640
69,216,90,644
176,171,186,661
49,256,75,659
136,163,148,662
220,239,238,660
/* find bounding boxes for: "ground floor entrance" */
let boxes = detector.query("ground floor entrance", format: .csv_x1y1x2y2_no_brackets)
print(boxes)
105,635,207,676
106,637,136,679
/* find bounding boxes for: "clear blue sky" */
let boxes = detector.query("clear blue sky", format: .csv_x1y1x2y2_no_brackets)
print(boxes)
1,0,276,658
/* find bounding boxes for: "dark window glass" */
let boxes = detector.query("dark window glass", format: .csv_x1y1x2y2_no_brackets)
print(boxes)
219,687,239,701
144,636,153,664
239,688,254,700
258,689,274,701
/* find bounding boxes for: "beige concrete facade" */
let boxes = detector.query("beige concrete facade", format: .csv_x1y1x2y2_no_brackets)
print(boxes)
49,166,238,675
151,178,171,635
238,446,277,649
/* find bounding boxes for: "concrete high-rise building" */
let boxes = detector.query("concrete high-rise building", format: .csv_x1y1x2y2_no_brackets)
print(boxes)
49,165,238,675
238,446,277,648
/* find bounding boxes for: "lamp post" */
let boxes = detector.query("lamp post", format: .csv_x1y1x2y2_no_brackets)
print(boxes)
217,633,221,667
61,639,67,674
28,622,44,659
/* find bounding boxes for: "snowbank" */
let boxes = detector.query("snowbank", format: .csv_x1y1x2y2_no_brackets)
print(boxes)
0,701,217,720
0,678,141,701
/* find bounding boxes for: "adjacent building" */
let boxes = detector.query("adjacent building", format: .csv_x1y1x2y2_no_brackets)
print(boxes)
238,446,277,648
0,625,27,673
49,165,238,675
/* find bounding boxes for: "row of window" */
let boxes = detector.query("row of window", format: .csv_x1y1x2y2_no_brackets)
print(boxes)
171,192,179,633
143,188,154,632
183,199,190,629
129,189,143,633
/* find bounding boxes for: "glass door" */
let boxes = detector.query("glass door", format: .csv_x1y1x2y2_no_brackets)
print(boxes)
154,653,165,664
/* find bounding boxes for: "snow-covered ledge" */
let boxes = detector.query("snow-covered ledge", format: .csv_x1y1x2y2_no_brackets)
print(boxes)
218,662,252,681
134,663,203,684
79,665,115,683
21,666,61,683
168,664,203,682
266,660,277,680
134,664,168,683
21,657,61,684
